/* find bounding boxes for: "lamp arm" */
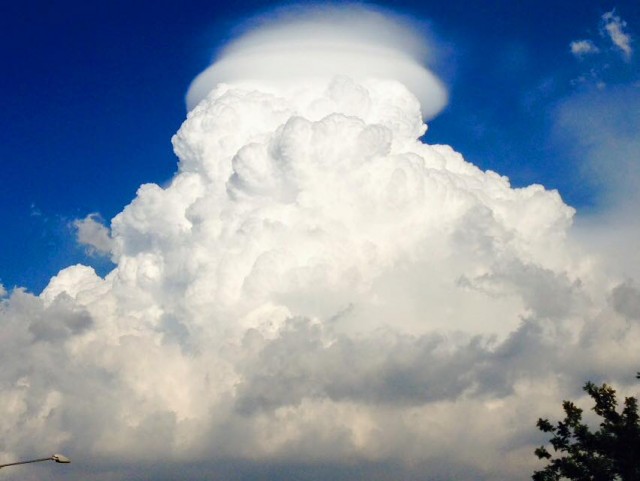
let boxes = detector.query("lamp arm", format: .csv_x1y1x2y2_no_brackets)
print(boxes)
0,457,56,469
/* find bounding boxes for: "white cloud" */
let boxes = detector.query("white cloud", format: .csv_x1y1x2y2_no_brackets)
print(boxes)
553,84,640,281
73,213,114,256
1,6,640,481
186,5,448,120
570,39,599,57
601,10,633,60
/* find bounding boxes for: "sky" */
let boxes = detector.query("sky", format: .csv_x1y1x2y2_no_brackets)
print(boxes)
1,0,639,480
2,0,638,293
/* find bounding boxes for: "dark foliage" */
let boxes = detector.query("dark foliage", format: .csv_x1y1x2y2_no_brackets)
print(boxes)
533,375,640,481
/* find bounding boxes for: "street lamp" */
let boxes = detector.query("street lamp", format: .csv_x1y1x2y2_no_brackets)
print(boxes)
0,454,71,469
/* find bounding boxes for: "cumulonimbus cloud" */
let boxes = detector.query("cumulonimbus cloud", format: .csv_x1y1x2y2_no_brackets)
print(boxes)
1,5,639,481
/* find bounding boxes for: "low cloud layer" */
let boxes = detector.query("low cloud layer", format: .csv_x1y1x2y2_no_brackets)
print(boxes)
1,5,639,481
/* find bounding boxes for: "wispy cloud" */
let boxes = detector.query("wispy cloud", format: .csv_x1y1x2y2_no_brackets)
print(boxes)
568,9,636,88
570,39,599,58
554,84,640,215
601,10,633,60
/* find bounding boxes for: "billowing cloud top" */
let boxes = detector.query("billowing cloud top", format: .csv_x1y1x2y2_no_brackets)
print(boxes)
1,5,639,481
186,6,448,119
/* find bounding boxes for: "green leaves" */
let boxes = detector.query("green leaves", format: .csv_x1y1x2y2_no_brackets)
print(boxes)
533,375,639,481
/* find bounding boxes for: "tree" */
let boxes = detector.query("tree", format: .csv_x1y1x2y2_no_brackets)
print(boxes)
533,374,640,481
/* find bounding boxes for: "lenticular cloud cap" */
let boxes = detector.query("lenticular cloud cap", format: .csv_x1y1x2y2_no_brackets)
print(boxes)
186,6,448,119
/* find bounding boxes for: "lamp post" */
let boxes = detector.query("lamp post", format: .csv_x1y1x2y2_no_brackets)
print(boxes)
0,454,71,469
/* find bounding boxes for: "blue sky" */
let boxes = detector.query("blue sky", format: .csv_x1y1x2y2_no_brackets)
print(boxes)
1,0,638,293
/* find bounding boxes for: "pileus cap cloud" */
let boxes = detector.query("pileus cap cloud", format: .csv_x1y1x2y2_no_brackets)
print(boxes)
186,6,448,119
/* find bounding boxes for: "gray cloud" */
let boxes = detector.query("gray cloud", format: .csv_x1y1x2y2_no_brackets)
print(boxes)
611,280,640,320
235,318,488,413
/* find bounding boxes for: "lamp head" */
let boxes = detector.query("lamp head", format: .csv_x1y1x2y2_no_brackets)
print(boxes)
51,454,71,464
